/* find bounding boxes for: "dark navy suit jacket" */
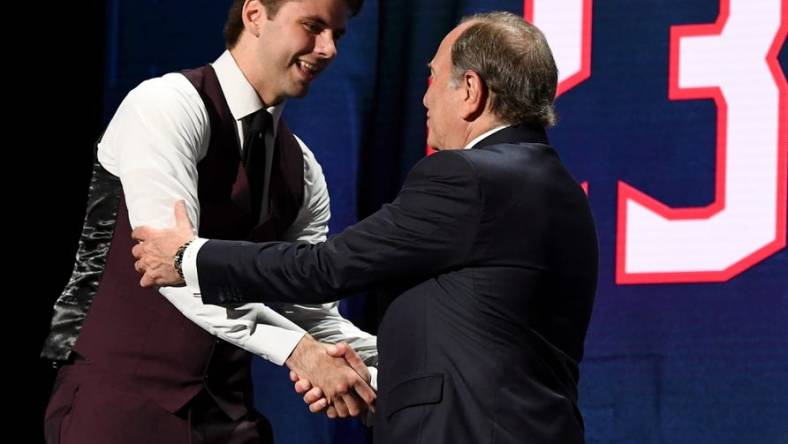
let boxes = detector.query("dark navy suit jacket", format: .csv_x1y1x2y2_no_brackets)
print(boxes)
198,125,598,443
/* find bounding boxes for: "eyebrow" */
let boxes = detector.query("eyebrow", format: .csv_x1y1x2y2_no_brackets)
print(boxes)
304,15,346,39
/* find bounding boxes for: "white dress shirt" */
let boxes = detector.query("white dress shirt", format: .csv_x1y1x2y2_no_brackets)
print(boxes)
97,50,376,367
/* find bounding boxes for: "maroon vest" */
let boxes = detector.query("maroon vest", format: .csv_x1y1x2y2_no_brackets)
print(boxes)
47,65,304,419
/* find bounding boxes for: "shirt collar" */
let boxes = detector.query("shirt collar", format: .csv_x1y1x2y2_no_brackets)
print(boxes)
212,50,284,134
464,125,511,149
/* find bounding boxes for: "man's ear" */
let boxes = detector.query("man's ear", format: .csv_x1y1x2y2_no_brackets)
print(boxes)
243,0,267,37
459,70,488,121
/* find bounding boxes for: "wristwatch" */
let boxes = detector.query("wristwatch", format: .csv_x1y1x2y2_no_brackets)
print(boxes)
173,240,193,281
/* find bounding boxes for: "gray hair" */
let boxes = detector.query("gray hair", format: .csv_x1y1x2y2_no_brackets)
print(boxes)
451,11,558,127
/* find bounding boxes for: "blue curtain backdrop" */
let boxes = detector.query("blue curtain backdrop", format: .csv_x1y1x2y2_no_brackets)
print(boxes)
40,0,787,443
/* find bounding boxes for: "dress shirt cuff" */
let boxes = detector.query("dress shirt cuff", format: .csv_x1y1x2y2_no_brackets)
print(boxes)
183,237,209,291
361,366,378,426
246,327,306,366
367,366,378,391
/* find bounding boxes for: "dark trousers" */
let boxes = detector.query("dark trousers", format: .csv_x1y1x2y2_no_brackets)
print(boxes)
44,358,273,444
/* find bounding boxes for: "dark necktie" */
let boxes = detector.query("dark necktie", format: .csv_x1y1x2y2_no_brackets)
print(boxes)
242,110,272,223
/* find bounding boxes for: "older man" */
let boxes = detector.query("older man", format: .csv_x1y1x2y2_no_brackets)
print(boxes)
134,11,598,443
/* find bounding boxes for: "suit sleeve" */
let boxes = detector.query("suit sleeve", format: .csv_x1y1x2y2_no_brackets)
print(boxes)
198,150,483,305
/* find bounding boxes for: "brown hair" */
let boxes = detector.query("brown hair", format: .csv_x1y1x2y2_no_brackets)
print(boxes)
224,0,364,49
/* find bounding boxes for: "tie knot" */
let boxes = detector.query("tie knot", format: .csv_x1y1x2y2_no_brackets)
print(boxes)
246,110,273,138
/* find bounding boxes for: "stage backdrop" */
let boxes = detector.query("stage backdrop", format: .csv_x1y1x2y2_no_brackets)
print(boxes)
87,0,787,443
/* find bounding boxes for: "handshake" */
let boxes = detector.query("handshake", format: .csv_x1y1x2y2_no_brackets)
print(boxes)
285,335,376,418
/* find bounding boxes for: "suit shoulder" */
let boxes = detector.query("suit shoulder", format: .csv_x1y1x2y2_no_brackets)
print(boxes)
403,150,481,196
408,149,478,179
465,141,565,177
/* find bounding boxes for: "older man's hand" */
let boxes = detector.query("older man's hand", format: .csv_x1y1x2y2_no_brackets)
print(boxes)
131,200,196,287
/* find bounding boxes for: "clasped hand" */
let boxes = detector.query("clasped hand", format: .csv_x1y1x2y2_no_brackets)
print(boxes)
287,337,375,418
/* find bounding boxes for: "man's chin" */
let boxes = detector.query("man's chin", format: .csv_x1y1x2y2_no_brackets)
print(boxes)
288,82,310,99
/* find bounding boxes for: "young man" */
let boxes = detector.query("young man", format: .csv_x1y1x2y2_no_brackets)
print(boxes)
42,1,375,443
